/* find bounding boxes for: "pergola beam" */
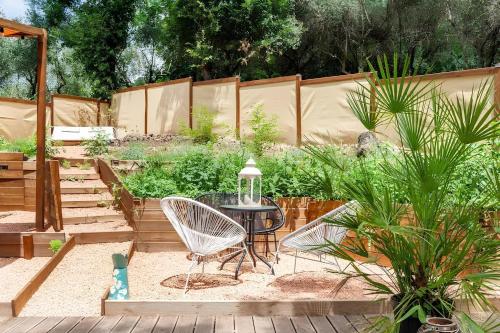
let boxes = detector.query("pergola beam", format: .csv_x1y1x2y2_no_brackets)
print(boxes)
0,18,47,231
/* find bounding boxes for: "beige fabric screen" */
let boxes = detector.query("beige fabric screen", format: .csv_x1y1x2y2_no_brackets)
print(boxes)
193,81,237,135
112,89,146,136
240,80,297,145
52,96,99,127
377,73,496,143
301,78,369,144
98,101,110,126
0,100,37,140
147,81,190,134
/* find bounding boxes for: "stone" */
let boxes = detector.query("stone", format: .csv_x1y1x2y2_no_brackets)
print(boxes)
356,131,378,157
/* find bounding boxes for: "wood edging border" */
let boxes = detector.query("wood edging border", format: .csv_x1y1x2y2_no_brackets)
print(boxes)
52,94,109,104
239,75,297,88
104,298,389,316
11,235,76,316
115,77,192,94
69,231,135,244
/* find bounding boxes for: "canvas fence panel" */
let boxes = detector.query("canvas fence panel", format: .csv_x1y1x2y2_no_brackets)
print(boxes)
240,79,297,145
52,96,99,127
0,100,37,140
377,72,497,143
112,89,146,136
98,101,110,126
193,80,237,135
301,76,369,145
147,80,191,134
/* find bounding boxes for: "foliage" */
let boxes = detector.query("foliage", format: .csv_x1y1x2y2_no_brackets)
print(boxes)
314,55,499,332
123,167,178,198
118,143,146,160
49,239,63,253
245,104,281,157
61,159,71,169
180,106,217,144
82,131,109,157
0,135,61,158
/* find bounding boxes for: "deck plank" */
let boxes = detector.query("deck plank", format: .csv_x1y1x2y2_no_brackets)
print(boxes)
308,316,336,333
48,317,84,333
0,317,28,333
152,316,177,333
290,317,314,333
215,316,233,333
89,316,122,333
194,316,214,333
69,317,103,333
270,317,294,333
4,317,46,333
346,315,370,332
252,317,275,333
327,315,357,333
234,316,254,333
130,316,159,333
172,316,196,333
28,317,64,333
111,316,140,333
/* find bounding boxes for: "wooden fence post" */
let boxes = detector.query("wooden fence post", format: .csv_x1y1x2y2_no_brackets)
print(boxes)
22,235,33,259
144,87,148,134
236,76,241,139
295,74,302,146
189,77,194,129
47,160,63,231
494,64,500,117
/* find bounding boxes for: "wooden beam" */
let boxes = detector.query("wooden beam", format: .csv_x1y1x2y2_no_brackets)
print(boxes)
301,73,368,86
144,87,148,134
0,96,37,105
22,235,34,259
192,76,239,87
11,236,75,316
48,160,63,231
35,31,47,232
51,94,104,103
239,75,297,88
235,76,241,139
146,77,192,89
295,74,302,146
0,18,45,37
494,65,500,118
189,77,193,129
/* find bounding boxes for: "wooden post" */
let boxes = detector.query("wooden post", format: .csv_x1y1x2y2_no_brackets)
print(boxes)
235,76,241,139
35,31,47,232
22,235,34,260
494,65,500,118
97,100,101,126
50,94,54,132
189,77,193,129
144,87,148,134
295,74,302,146
48,160,63,231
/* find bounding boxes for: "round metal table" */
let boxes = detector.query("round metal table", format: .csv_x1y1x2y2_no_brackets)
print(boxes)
220,204,278,277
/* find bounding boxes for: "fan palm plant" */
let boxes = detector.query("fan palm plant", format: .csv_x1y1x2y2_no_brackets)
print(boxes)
313,55,499,332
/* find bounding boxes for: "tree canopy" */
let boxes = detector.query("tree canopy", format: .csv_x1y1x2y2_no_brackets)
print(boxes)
0,0,498,99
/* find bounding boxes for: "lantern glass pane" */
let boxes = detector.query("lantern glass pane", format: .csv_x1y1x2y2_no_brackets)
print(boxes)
238,176,261,206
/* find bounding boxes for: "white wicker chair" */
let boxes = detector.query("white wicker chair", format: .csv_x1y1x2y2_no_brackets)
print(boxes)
160,196,249,293
274,200,358,273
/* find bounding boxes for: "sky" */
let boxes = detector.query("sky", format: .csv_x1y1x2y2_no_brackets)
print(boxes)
0,0,27,20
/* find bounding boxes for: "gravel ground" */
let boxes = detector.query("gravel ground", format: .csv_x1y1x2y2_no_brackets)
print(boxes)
0,257,50,301
127,251,387,301
20,242,130,317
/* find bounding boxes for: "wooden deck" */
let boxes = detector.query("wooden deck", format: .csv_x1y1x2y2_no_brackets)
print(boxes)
0,315,375,332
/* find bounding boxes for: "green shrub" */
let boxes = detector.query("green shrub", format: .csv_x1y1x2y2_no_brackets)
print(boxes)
180,106,217,144
82,131,109,157
0,134,60,158
61,159,71,169
49,239,63,254
123,167,178,198
119,143,146,160
245,104,281,157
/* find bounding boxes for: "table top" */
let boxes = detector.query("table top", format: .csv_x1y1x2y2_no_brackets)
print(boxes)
220,204,278,212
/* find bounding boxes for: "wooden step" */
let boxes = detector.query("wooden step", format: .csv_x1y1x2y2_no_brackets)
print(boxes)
59,166,100,180
136,241,186,252
135,231,181,242
62,207,125,224
60,179,108,194
61,193,113,208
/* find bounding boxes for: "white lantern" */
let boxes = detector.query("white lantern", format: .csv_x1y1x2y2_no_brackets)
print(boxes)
238,159,262,206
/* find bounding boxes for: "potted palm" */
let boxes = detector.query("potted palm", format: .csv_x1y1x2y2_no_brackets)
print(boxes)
312,55,499,332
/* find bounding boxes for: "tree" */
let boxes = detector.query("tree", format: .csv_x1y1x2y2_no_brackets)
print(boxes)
63,0,138,98
162,0,303,81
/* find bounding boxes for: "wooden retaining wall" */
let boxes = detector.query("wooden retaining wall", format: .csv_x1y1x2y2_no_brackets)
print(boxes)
0,232,66,258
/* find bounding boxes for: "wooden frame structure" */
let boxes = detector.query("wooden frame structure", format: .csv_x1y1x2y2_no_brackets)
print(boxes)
0,18,48,231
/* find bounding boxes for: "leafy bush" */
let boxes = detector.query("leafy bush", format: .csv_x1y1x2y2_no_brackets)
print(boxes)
123,167,178,198
180,106,217,144
0,134,61,158
118,143,146,160
82,131,109,156
49,239,63,254
245,104,280,157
